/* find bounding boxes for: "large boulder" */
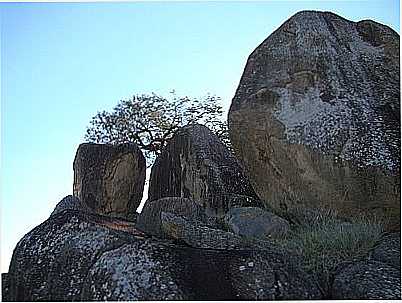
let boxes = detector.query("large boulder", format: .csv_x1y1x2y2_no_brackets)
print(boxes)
228,10,400,227
224,207,290,240
148,124,262,218
7,210,139,301
73,143,146,220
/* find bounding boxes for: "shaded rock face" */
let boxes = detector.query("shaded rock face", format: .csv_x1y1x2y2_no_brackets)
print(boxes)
148,124,262,217
332,260,401,299
228,10,400,227
224,207,290,240
73,143,146,220
136,197,209,238
7,209,321,301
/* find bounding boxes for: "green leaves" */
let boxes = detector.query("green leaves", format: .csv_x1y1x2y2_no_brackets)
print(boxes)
85,91,231,166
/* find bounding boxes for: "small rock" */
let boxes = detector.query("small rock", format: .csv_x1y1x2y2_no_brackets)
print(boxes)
224,207,290,239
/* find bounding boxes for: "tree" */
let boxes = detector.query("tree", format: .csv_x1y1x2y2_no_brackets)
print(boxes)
85,91,231,165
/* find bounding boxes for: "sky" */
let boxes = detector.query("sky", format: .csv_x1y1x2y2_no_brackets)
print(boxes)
1,0,400,273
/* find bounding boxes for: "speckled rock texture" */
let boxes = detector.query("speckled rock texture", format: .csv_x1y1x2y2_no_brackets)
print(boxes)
148,124,263,218
228,10,400,228
7,210,143,301
137,197,211,238
73,143,146,220
370,232,401,269
82,232,321,301
331,260,401,299
224,207,290,239
50,195,92,216
160,211,264,250
6,208,321,301
2,273,10,301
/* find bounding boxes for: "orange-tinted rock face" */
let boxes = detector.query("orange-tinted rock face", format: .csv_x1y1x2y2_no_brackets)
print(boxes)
228,11,400,228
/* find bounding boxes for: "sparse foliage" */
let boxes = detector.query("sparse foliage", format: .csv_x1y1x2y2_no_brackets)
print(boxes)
85,91,230,165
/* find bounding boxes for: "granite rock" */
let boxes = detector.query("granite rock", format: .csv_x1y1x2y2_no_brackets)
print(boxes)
73,143,146,220
228,10,400,228
148,124,263,218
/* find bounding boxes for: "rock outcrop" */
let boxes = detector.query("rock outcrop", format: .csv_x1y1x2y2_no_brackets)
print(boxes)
7,208,322,301
224,207,290,240
148,124,263,217
73,143,146,220
228,10,400,227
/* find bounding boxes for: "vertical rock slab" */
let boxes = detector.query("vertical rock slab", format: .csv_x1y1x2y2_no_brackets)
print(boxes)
148,124,262,218
228,10,400,227
73,143,146,220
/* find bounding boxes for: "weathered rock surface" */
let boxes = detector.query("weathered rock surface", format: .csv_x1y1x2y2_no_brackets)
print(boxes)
148,124,263,217
224,207,290,239
7,210,142,301
228,10,400,227
7,207,321,301
370,232,401,269
50,195,92,216
331,260,401,299
2,273,10,301
82,229,321,301
73,143,146,220
161,211,260,250
137,197,210,238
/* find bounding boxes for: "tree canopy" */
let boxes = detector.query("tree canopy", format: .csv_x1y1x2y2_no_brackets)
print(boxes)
85,91,230,165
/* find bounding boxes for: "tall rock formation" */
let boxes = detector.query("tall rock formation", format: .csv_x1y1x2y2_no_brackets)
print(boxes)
148,124,262,218
228,10,400,227
73,143,146,220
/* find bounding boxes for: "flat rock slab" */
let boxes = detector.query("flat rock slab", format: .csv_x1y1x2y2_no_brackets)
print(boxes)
228,10,400,227
148,124,262,218
73,143,146,220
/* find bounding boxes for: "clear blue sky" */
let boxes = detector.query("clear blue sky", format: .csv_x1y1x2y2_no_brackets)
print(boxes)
1,1,399,272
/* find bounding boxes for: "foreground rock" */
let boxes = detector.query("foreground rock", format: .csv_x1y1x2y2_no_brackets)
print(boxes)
148,124,262,217
228,10,400,228
224,207,290,239
7,208,321,301
332,260,401,299
73,143,146,220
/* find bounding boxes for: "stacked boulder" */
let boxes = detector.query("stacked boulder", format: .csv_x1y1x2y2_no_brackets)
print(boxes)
147,123,263,217
73,143,146,220
228,10,400,229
